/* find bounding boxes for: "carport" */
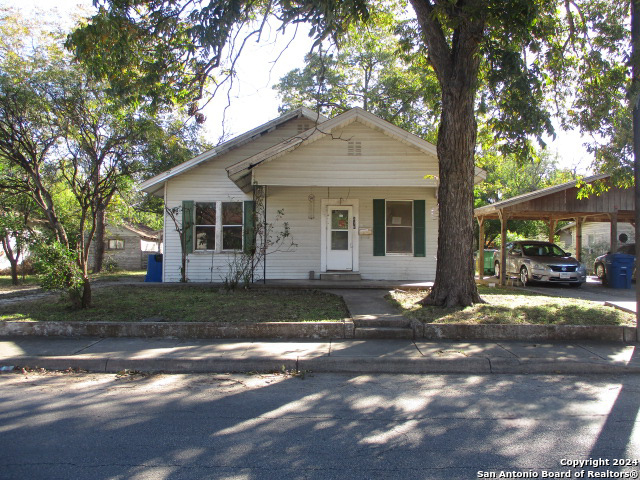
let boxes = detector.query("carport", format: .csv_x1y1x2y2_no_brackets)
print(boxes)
474,174,635,286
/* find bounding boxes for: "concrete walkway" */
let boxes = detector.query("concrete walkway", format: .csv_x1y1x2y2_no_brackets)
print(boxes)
330,289,405,323
1,336,639,375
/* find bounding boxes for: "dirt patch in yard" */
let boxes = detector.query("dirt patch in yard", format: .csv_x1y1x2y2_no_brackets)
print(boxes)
388,286,635,326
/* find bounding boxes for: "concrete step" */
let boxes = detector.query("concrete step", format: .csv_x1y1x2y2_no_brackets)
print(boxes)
354,327,414,340
353,318,411,328
320,272,362,281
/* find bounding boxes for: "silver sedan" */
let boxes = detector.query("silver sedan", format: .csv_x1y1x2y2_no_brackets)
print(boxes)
494,240,587,287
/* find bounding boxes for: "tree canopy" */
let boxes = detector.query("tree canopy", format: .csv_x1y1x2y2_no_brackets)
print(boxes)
274,5,440,140
0,10,204,303
66,0,632,306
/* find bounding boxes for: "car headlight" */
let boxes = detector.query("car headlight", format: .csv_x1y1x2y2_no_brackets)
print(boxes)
578,263,587,273
531,262,546,270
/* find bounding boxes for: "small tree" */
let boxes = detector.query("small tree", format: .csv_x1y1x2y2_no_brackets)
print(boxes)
0,190,37,285
165,205,189,283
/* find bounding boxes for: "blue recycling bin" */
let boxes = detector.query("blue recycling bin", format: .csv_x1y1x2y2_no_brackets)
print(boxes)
145,253,163,282
606,253,634,289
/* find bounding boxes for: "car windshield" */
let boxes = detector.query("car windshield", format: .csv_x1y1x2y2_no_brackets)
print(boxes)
521,243,566,257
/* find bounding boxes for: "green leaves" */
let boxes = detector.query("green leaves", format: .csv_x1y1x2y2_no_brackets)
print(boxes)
67,0,371,113
274,6,440,140
32,240,85,305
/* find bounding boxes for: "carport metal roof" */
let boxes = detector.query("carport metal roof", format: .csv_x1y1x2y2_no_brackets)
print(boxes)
474,174,635,223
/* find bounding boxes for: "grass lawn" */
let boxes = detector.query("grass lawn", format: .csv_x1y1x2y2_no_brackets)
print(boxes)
0,275,40,288
0,285,349,323
388,286,635,326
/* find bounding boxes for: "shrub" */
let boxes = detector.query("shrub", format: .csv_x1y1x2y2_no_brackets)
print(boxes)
32,241,85,307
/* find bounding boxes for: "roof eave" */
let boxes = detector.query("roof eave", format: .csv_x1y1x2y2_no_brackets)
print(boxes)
474,173,611,217
139,107,328,193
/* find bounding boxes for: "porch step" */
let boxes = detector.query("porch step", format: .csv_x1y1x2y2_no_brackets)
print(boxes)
319,272,362,281
354,326,414,340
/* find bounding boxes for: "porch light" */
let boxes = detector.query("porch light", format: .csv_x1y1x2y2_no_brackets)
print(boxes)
308,194,315,219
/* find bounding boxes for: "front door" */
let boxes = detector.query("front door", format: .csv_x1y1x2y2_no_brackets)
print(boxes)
326,206,353,270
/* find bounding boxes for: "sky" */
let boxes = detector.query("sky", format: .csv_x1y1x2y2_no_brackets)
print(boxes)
5,0,595,175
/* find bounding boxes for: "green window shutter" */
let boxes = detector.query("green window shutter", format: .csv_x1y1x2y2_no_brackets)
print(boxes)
243,200,255,254
373,199,385,256
182,200,194,254
413,200,426,257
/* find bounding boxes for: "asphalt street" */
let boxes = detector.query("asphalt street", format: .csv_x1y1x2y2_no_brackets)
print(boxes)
1,371,639,480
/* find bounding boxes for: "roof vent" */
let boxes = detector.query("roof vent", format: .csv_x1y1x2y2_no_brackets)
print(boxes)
348,141,362,156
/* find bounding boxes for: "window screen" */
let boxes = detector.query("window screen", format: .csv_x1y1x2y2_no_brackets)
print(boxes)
386,201,412,254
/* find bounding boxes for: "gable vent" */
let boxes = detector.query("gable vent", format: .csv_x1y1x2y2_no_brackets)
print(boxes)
348,141,362,156
297,123,310,133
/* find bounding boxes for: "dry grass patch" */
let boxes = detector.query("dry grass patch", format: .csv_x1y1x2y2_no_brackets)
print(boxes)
0,285,349,323
388,287,635,326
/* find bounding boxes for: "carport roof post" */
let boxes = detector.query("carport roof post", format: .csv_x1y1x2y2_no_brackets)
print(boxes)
498,209,507,286
477,216,485,281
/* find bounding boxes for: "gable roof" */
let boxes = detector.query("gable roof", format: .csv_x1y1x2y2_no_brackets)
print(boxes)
226,107,486,192
139,107,327,196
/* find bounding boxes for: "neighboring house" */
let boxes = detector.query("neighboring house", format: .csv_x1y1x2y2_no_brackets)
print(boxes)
556,221,634,252
140,107,485,282
88,222,162,271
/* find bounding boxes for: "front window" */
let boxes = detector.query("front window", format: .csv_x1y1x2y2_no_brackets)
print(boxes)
222,202,243,250
107,239,124,250
195,202,216,250
194,201,243,251
386,201,412,254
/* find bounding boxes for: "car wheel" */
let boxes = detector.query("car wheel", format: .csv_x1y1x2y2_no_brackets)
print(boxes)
595,263,605,279
519,266,528,286
568,282,583,288
494,262,500,279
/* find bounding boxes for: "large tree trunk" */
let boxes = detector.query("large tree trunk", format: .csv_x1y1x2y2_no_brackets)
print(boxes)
93,207,106,273
408,0,485,307
422,87,483,307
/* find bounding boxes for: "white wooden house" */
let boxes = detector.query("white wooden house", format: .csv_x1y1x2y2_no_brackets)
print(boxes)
140,107,485,282
556,221,634,252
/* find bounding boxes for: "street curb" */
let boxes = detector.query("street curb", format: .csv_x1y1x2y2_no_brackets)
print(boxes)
0,321,637,343
3,355,639,375
418,324,638,343
0,320,355,340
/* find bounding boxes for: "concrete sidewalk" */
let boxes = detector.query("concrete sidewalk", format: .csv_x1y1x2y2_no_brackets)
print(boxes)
1,336,639,375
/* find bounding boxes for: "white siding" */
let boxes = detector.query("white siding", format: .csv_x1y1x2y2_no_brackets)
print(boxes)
162,117,438,282
253,122,438,187
166,185,437,282
561,222,634,250
261,187,438,281
163,118,311,282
